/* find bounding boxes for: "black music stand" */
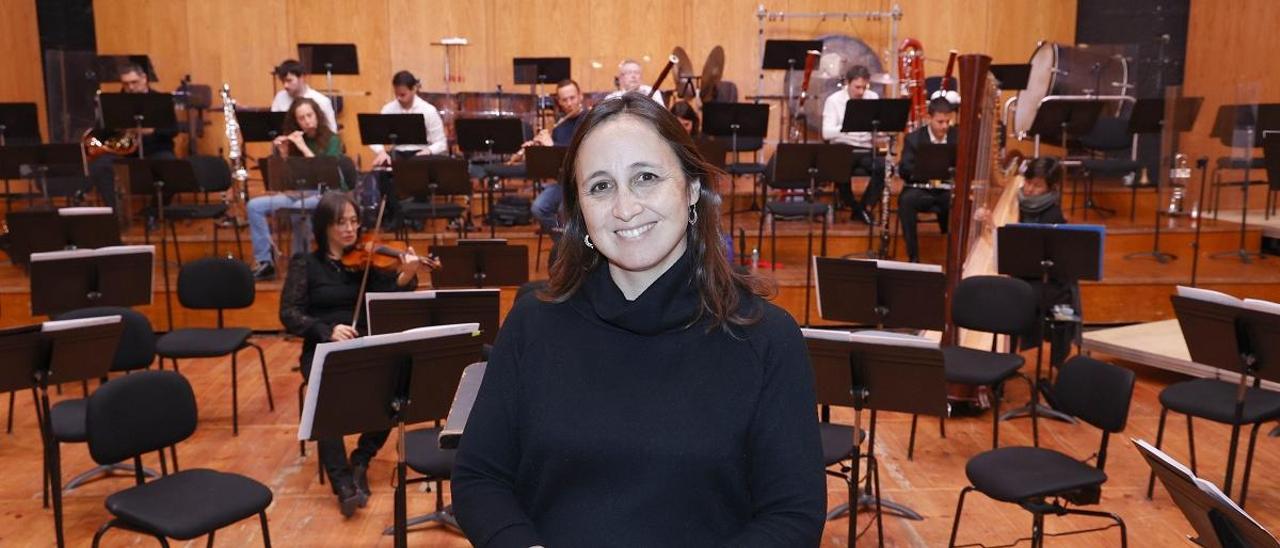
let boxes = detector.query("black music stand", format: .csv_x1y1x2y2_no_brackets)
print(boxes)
98,93,177,159
1212,104,1280,262
429,239,529,288
438,362,487,450
1123,97,1204,262
1135,439,1280,548
0,144,85,204
524,145,567,189
299,323,482,548
774,143,853,326
764,40,824,139
29,246,154,316
1028,98,1109,215
813,257,945,330
990,64,1031,91
365,288,501,346
263,156,342,193
0,103,40,145
513,57,570,130
703,102,770,232
358,113,429,150
391,157,473,239
996,224,1104,445
455,117,524,237
804,329,947,546
236,111,287,142
5,316,124,548
1170,292,1280,502
5,207,121,265
94,55,157,83
842,99,910,252
298,43,359,104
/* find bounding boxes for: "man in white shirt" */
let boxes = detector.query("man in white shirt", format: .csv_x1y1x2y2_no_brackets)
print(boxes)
604,59,664,104
270,59,337,133
821,65,884,223
370,70,448,166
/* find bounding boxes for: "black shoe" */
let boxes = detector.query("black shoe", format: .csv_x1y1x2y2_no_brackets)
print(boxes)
252,262,276,281
851,209,874,224
352,463,371,504
336,481,361,518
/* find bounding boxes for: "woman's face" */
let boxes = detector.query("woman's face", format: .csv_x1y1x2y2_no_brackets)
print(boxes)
295,103,319,134
327,203,360,251
1023,176,1050,197
575,115,699,291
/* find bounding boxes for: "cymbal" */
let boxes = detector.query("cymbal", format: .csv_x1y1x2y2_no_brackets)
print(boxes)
870,72,897,86
673,46,695,78
700,45,725,101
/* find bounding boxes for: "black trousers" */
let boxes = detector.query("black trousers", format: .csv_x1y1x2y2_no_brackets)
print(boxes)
898,187,951,262
836,151,885,214
88,150,176,208
301,359,390,492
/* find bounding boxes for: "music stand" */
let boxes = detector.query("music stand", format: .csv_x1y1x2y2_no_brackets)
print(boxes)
236,110,287,142
298,42,358,101
263,156,342,193
703,102,769,233
98,93,178,159
803,329,947,546
513,57,570,130
6,207,123,265
773,143,853,326
813,257,945,330
0,144,85,204
1212,104,1280,262
365,288,501,346
990,64,1031,91
391,157,473,239
358,113,429,150
429,239,529,288
1123,97,1204,263
524,145,567,190
1135,439,1280,548
299,323,482,548
29,246,154,317
0,103,40,145
455,117,523,237
1027,97,1109,217
843,99,910,250
996,224,1104,444
763,40,824,138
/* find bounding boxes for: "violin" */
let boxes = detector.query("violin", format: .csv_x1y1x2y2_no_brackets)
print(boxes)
340,233,409,271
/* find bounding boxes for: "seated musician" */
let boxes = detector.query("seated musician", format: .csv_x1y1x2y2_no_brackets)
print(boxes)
86,62,177,208
519,79,587,238
280,191,439,517
247,97,343,280
897,97,958,263
821,65,885,224
671,100,700,136
604,59,664,104
369,70,448,166
1015,157,1078,366
270,59,337,133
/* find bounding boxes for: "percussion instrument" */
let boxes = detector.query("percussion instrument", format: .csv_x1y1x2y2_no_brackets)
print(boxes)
1014,42,1131,137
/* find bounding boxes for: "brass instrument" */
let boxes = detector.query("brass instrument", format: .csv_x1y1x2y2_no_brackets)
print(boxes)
899,38,927,131
220,84,250,221
82,129,138,160
788,50,821,143
1168,153,1191,215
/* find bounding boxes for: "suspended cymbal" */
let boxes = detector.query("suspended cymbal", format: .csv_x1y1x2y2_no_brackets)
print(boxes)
673,46,697,99
700,45,725,101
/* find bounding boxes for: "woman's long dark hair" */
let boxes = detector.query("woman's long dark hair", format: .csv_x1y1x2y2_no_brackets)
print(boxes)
312,191,359,257
541,92,771,329
282,97,336,156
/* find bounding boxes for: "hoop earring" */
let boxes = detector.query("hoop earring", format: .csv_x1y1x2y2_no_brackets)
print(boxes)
584,234,594,249
688,205,698,225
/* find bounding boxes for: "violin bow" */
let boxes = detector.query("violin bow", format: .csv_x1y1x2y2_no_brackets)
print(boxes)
350,195,390,332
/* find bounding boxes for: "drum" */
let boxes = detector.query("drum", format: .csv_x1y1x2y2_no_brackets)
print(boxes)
419,91,463,145
458,91,536,118
1014,42,1130,136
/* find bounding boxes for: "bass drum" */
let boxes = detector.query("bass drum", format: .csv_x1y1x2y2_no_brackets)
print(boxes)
1014,42,1130,137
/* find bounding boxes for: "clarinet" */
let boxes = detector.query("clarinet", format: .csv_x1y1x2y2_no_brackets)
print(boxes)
220,84,250,219
877,144,895,259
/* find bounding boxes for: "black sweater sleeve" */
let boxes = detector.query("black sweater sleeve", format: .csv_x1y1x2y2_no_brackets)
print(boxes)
279,254,333,343
725,306,827,547
452,300,543,548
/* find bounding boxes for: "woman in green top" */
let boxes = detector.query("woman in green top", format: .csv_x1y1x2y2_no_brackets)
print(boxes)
250,97,346,280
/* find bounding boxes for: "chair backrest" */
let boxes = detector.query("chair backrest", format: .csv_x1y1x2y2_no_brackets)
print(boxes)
177,257,256,310
1080,116,1132,152
86,370,197,466
951,276,1038,336
1053,355,1136,434
188,155,232,193
54,306,156,372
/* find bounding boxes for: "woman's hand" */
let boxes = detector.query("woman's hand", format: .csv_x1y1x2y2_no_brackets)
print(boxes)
399,247,441,276
330,324,359,341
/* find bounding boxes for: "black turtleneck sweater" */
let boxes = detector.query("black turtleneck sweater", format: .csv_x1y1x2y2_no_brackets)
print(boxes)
452,253,826,547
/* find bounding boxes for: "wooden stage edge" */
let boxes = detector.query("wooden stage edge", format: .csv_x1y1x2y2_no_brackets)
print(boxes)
1083,319,1280,391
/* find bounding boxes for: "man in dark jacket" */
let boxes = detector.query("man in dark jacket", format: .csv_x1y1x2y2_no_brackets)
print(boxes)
897,97,958,262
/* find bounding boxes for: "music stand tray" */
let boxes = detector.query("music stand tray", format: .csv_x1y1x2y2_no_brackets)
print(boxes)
59,207,123,249
454,117,525,156
264,156,343,193
358,113,429,147
429,241,529,288
914,143,958,181
990,64,1031,91
29,245,155,316
998,224,1105,282
773,143,855,184
365,288,501,346
841,99,911,134
391,156,471,200
702,102,770,139
0,103,41,144
513,57,571,85
1129,97,1203,135
1026,98,1105,141
236,110,287,143
99,93,178,132
762,40,824,70
297,43,359,75
524,146,567,181
813,257,945,330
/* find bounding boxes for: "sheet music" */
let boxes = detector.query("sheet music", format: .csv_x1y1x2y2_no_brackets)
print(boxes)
1243,298,1280,316
30,244,155,262
1134,438,1274,537
873,259,943,273
1176,285,1243,307
57,206,114,216
801,327,855,343
299,322,480,440
42,315,122,332
850,330,939,349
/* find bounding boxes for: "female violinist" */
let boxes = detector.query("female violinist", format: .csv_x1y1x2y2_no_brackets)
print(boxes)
279,191,440,517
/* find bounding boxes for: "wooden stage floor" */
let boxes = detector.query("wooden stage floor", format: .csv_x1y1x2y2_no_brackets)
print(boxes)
1,337,1276,546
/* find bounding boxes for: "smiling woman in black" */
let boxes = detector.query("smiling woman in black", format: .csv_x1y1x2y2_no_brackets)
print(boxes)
452,94,825,547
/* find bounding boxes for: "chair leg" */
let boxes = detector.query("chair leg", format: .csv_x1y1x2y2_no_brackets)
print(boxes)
947,486,974,547
1186,415,1197,474
1239,422,1262,508
1147,406,1169,498
1031,511,1045,548
251,343,274,411
991,383,1003,449
234,219,246,262
1130,178,1138,221
170,445,179,472
1059,507,1129,548
769,214,777,272
231,353,239,436
907,414,918,461
212,220,221,258
206,530,215,548
169,221,183,268
91,519,119,548
260,511,272,548
6,391,13,433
